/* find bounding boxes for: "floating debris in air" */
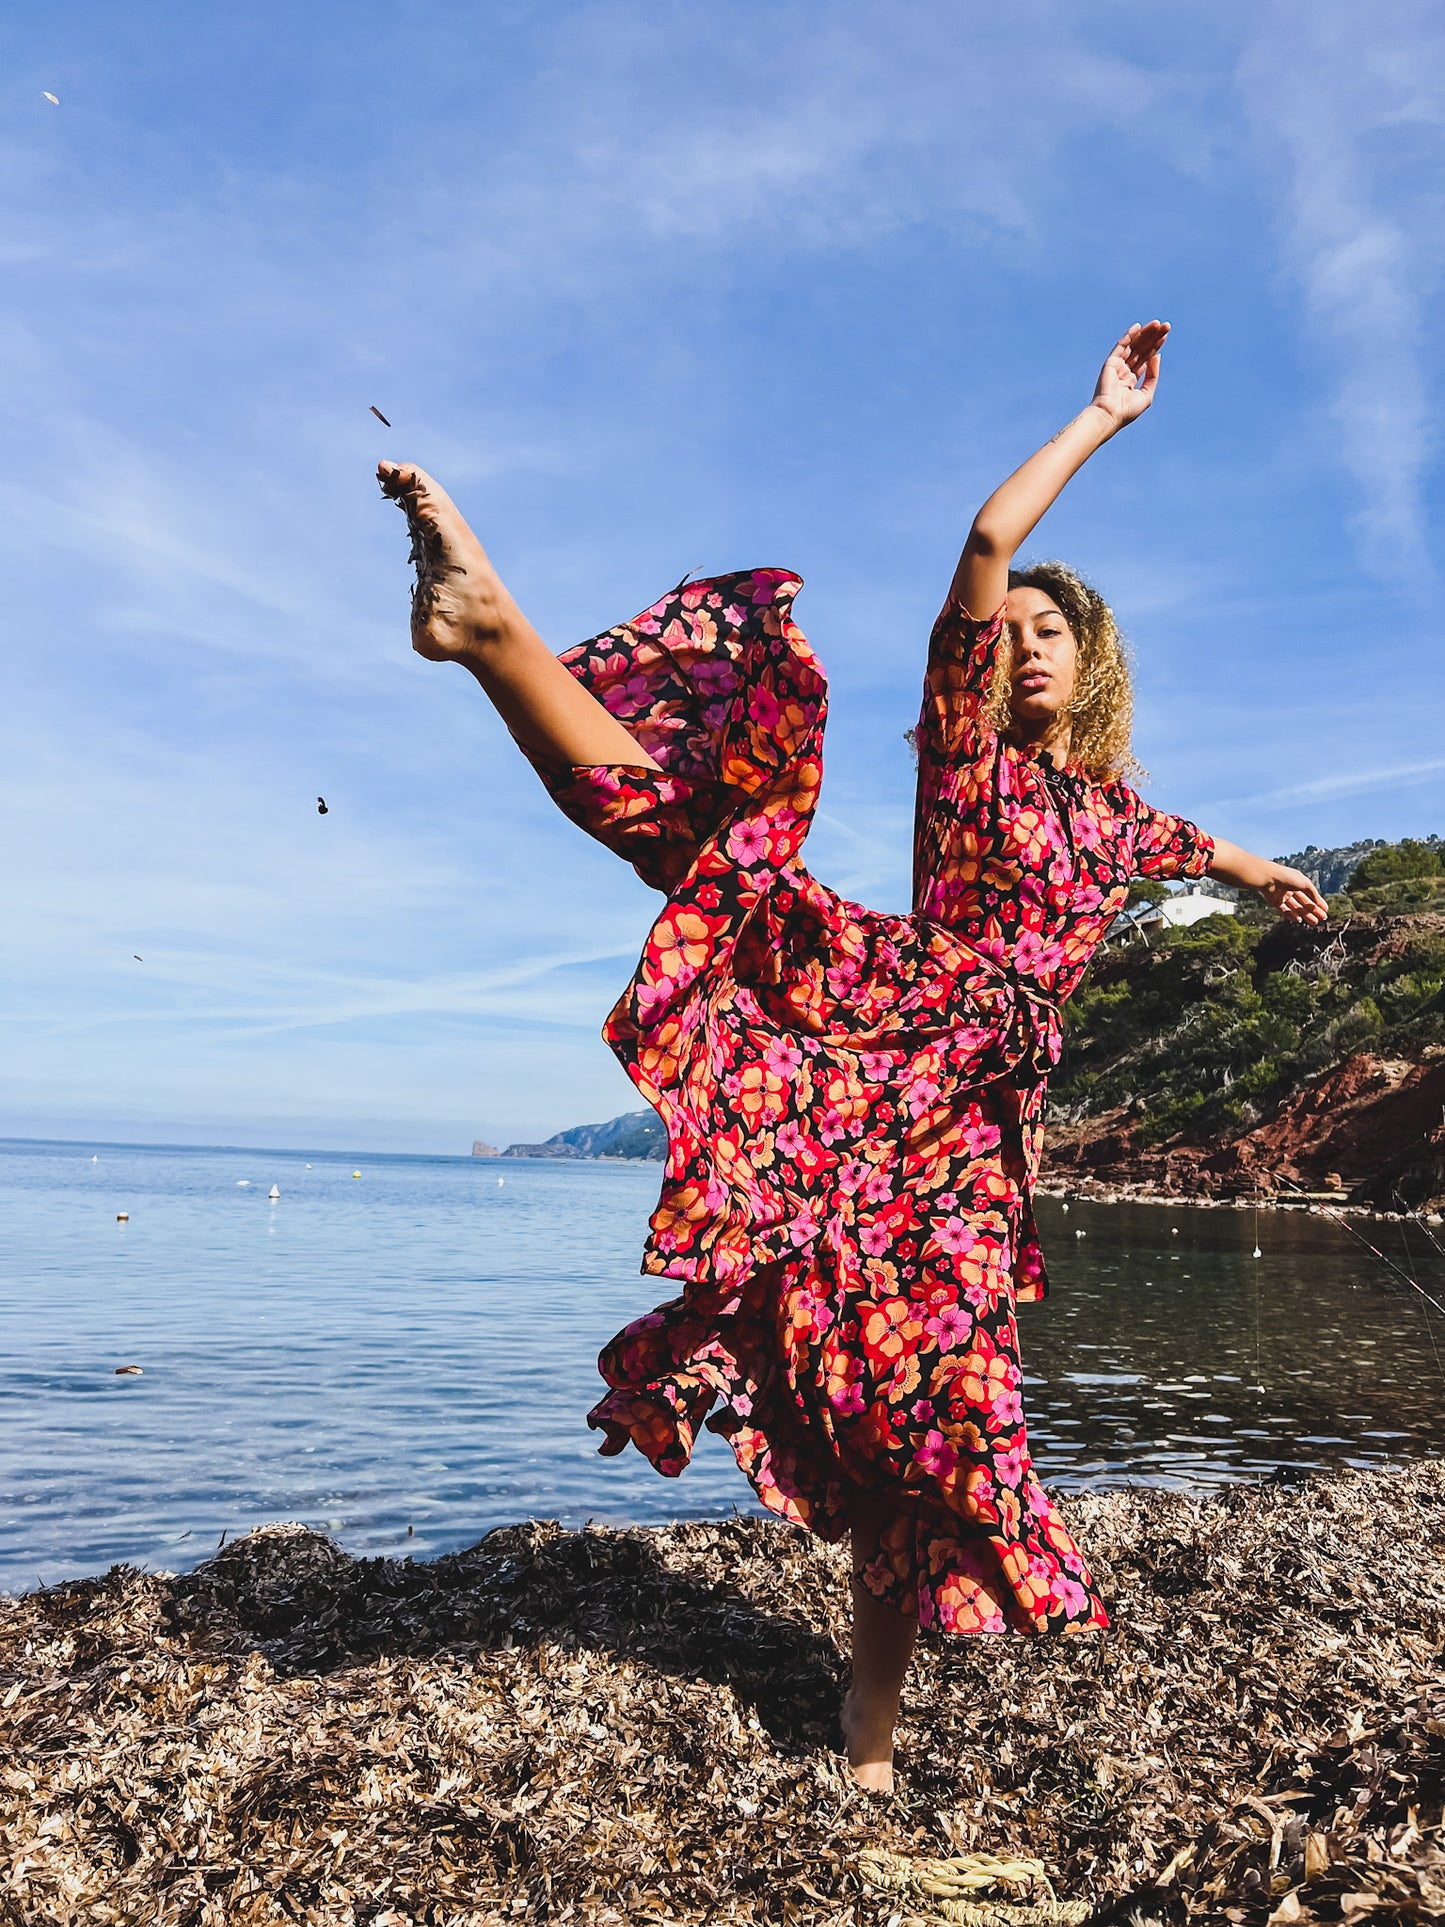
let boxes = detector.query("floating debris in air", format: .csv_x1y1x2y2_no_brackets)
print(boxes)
317,797,328,815
42,92,59,106
369,406,391,427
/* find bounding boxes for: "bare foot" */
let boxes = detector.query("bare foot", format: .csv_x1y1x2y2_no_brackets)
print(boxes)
841,1686,896,1794
376,461,513,664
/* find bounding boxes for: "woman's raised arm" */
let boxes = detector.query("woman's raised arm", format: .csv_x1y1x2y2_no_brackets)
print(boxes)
950,321,1170,620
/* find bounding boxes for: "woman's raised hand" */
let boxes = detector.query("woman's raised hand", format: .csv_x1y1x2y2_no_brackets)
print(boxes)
1090,320,1170,430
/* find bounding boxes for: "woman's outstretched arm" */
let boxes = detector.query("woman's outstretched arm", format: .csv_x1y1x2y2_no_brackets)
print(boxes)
950,321,1170,619
1208,839,1330,924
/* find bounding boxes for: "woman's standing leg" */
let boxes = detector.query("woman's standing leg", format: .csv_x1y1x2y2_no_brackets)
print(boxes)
842,1497,918,1792
378,461,661,770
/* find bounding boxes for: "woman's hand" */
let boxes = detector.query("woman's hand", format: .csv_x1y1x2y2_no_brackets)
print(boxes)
1089,320,1170,432
1257,864,1329,925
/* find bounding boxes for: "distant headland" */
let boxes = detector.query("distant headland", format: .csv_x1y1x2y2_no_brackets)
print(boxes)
474,1110,666,1162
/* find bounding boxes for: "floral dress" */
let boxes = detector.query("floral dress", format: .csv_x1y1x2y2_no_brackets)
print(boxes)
526,570,1212,1636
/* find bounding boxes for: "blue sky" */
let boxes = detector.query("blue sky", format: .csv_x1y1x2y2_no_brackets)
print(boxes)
2,0,1441,1153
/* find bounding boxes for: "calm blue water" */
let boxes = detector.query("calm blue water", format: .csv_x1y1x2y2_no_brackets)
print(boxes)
4,1137,1444,1592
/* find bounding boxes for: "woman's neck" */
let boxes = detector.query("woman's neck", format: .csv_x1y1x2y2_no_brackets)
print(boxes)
1010,715,1073,769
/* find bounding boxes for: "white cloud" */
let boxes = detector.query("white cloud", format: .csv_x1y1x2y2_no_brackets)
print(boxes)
1240,1,1445,576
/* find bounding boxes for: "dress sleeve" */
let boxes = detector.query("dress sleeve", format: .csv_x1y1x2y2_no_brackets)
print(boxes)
913,593,1007,765
1120,785,1216,880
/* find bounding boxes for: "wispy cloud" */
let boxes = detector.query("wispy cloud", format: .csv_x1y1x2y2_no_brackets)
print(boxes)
1240,1,1445,577
1200,756,1445,815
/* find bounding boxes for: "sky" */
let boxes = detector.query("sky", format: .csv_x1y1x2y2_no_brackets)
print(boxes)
1,0,1441,1154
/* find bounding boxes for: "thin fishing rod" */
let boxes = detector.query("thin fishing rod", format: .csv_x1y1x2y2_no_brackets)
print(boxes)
1392,1181,1445,1267
1395,1206,1445,1393
1273,1173,1445,1319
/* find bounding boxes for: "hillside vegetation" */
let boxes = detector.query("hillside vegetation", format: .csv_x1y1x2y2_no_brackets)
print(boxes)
1049,838,1445,1207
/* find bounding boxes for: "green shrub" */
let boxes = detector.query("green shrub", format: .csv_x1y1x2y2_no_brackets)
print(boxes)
1347,839,1442,891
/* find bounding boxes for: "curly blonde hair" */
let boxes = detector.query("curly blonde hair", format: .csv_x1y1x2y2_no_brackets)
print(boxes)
986,561,1143,783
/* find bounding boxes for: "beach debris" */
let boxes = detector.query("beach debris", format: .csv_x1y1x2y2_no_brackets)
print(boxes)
305,1163,312,1169
115,1212,128,1222
369,405,391,427
2,1464,1442,1923
1073,1228,1085,1237
113,1364,142,1375
92,1155,98,1162
236,1179,249,1187
859,1847,1088,1922
498,1176,504,1186
317,796,328,814
268,1185,280,1200
133,954,142,961
41,91,58,105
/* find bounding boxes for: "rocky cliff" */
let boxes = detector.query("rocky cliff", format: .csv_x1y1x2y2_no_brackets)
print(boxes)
1046,898,1445,1209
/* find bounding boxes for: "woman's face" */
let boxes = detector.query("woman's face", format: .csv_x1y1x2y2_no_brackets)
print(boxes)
1005,585,1078,729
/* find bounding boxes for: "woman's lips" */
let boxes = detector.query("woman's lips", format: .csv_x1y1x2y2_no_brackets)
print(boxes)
1016,674,1049,694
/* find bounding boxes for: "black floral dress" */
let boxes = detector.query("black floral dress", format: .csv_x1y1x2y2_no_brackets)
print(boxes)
525,571,1212,1635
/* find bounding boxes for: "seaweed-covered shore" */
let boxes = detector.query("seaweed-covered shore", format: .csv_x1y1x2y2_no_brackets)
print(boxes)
4,1464,1443,1925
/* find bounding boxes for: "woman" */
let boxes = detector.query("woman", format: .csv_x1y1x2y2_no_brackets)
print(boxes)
379,321,1327,1792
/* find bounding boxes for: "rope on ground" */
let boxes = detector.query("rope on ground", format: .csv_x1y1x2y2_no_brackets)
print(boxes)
857,1849,1092,1925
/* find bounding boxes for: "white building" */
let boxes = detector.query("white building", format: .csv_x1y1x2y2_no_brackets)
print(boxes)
1131,890,1237,935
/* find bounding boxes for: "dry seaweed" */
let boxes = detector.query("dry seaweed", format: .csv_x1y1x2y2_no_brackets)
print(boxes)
3,1462,1443,1924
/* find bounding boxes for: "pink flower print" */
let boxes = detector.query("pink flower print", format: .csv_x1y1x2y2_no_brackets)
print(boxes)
1053,1575,1090,1618
994,1443,1027,1488
991,1386,1024,1427
837,1158,869,1196
789,1212,820,1247
932,1215,973,1256
723,603,746,626
774,1120,807,1159
748,684,781,732
905,1075,941,1119
963,1280,991,1310
831,1380,865,1415
925,1301,973,1348
703,1175,729,1213
764,1036,804,1079
935,1192,957,1211
860,1051,895,1083
860,1220,892,1257
910,1398,935,1423
728,818,770,866
863,1167,894,1205
817,1106,847,1145
916,1430,957,1479
1010,926,1048,974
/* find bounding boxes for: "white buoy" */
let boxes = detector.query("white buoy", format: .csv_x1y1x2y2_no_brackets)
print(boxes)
498,1177,504,1186
306,1163,312,1169
269,1185,281,1200
92,1154,99,1163
1252,1246,1262,1258
236,1179,249,1187
116,1211,129,1223
1171,1227,1179,1235
1061,1201,1069,1213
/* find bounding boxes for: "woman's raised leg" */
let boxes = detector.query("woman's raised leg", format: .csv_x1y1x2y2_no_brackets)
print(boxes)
378,462,661,770
841,1498,918,1793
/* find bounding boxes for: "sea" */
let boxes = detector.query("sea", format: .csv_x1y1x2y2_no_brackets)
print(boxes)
4,1136,1444,1594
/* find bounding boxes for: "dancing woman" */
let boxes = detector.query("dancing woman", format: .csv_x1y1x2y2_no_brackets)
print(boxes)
379,322,1327,1792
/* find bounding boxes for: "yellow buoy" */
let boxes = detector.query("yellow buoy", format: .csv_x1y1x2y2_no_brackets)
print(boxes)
116,1211,129,1223
352,1170,362,1178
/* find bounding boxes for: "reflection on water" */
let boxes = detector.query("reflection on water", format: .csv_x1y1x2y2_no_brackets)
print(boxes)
1023,1194,1445,1492
3,1139,1443,1590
